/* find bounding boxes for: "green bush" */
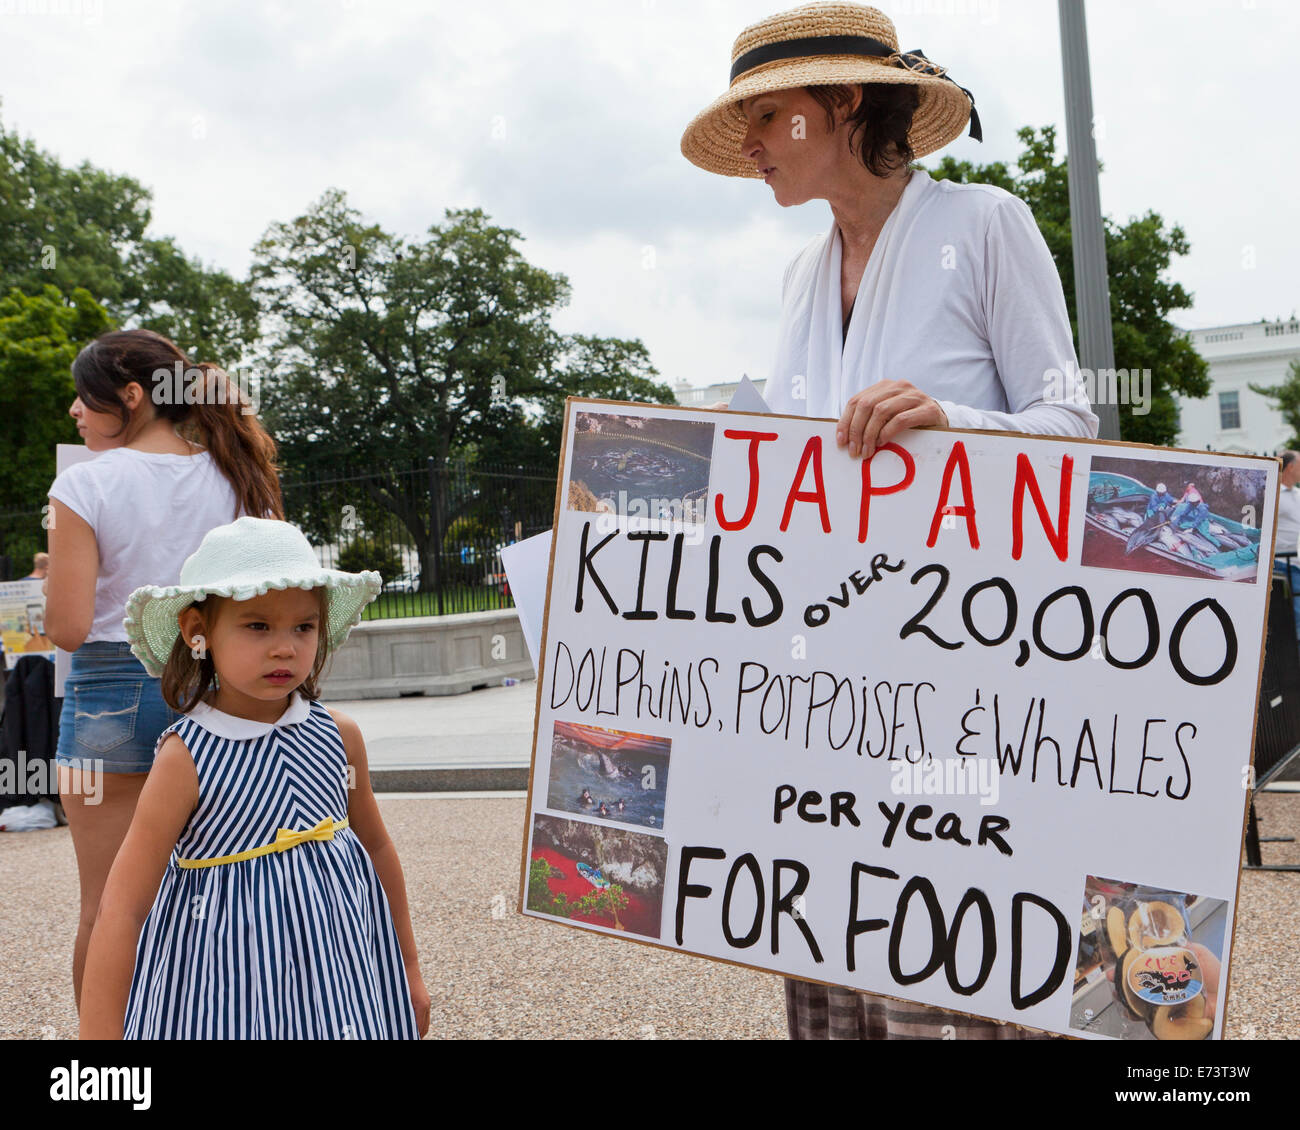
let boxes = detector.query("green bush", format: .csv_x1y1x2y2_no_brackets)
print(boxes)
527,857,572,918
573,882,628,930
442,514,496,585
442,514,493,551
337,538,403,584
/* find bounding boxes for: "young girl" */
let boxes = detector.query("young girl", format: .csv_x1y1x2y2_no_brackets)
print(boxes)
78,517,430,1039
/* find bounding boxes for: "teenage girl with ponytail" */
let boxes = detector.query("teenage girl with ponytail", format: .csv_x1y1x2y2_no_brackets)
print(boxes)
44,328,283,1011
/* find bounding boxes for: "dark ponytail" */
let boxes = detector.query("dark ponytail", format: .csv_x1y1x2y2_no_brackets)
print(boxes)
179,362,284,520
71,329,284,520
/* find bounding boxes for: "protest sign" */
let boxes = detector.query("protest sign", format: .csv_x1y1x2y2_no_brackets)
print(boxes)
0,579,54,668
518,399,1278,1039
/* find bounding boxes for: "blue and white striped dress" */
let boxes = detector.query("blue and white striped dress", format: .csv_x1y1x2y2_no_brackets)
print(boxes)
123,692,419,1039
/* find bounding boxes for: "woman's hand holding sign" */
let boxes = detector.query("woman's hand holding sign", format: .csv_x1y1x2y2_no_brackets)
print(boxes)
837,381,949,460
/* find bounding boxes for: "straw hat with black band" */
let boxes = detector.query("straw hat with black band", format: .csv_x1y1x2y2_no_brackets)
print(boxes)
681,2,981,178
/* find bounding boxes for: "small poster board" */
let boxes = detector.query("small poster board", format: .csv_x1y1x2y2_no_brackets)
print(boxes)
519,399,1278,1040
0,579,55,668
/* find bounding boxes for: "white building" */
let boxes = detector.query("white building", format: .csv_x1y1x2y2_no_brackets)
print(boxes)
672,377,767,407
673,319,1300,457
1174,318,1300,454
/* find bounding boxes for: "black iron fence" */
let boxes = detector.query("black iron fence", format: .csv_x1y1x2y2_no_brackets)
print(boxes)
1256,554,1300,783
1247,553,1300,870
279,458,557,618
0,459,559,619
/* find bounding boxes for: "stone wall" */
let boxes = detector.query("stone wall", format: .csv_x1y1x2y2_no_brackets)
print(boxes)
320,609,535,699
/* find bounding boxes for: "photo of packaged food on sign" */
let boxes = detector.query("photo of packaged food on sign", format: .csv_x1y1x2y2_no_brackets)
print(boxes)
1069,875,1228,1040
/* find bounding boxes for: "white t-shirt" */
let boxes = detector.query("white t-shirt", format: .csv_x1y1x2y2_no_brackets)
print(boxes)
766,168,1099,438
48,448,243,642
1276,484,1300,558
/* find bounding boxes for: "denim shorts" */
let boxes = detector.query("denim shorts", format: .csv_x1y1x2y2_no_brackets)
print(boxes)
55,641,182,774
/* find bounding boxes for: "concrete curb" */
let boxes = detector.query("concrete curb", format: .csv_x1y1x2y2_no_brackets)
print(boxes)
371,766,530,792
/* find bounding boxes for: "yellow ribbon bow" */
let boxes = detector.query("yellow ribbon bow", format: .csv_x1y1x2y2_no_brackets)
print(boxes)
272,816,342,852
177,816,349,869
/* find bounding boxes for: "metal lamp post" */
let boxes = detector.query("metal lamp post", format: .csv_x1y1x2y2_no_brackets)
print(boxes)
1059,0,1121,441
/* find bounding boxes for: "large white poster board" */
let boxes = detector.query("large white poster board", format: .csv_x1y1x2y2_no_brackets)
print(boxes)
519,399,1278,1040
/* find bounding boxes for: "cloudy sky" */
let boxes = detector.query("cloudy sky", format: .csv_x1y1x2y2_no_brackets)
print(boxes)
1,0,1294,391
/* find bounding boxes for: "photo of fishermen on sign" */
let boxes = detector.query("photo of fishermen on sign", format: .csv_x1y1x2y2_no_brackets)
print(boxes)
1082,456,1265,583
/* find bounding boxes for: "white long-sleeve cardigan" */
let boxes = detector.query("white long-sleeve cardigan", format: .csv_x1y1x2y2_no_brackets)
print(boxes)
765,168,1100,440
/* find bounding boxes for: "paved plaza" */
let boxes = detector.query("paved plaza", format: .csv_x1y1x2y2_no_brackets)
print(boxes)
2,681,1297,1040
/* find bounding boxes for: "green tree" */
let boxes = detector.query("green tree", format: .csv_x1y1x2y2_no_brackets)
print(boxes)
927,125,1209,445
336,536,403,583
0,110,257,365
251,191,675,590
1249,359,1300,450
572,882,629,931
0,285,111,564
530,334,672,467
526,857,573,918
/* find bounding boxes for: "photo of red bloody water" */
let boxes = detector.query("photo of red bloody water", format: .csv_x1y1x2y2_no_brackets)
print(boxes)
1080,531,1213,581
526,815,667,940
529,846,661,937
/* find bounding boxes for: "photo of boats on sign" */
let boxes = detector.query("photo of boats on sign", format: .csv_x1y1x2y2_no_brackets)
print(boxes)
1081,456,1266,582
567,410,715,525
526,814,668,939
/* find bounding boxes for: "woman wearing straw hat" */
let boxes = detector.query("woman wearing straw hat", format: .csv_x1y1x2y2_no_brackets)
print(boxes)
682,2,1098,449
681,2,1096,1039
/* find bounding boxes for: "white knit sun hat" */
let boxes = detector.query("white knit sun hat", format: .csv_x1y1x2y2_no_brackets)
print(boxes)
124,517,382,677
